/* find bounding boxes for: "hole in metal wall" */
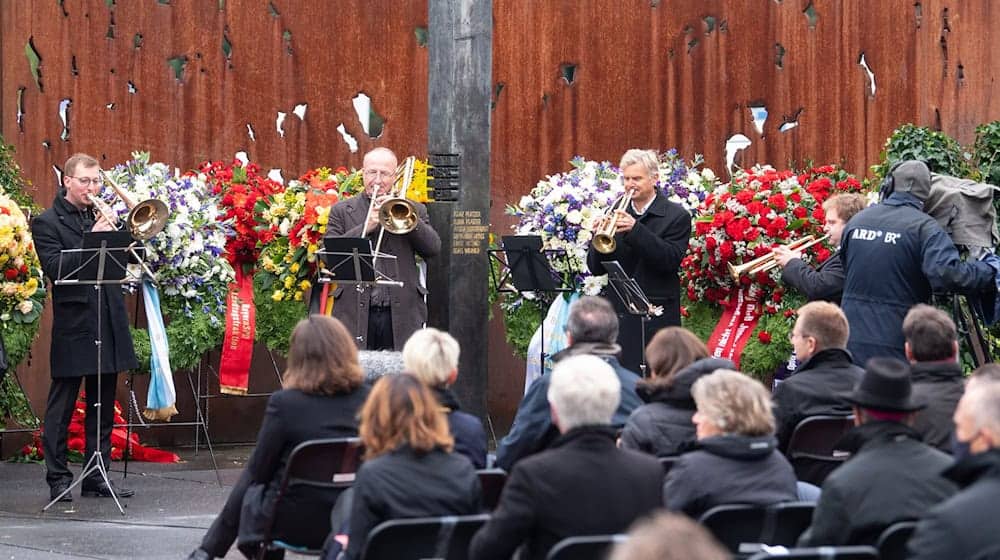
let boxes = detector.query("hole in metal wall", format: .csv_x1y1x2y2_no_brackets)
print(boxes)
59,0,68,16
16,87,25,132
157,0,171,4
560,63,577,85
110,68,116,74
719,20,728,32
134,33,144,49
282,30,293,55
235,151,249,166
541,92,550,108
268,169,284,184
491,82,505,110
167,56,189,82
775,43,786,68
247,123,256,142
957,63,965,83
106,102,115,110
337,123,359,153
942,7,950,32
803,1,818,28
914,2,922,28
127,80,137,94
71,55,78,76
725,134,752,176
748,103,768,136
268,2,280,17
293,103,307,120
59,98,73,141
780,108,804,132
52,165,62,186
25,37,43,91
651,0,660,6
219,0,225,9
352,92,385,139
667,48,675,59
858,52,876,96
276,111,287,138
934,108,942,130
106,9,115,39
43,141,51,150
687,37,699,53
415,27,428,47
704,16,716,34
222,32,233,66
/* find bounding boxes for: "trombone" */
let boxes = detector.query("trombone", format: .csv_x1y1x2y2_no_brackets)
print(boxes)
591,188,635,254
95,170,170,241
370,156,418,274
727,234,830,282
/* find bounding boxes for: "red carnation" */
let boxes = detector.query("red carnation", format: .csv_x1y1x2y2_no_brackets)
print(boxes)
789,192,802,203
784,309,795,318
758,331,772,344
793,206,808,218
4,269,18,280
768,193,788,211
812,207,825,221
735,190,754,205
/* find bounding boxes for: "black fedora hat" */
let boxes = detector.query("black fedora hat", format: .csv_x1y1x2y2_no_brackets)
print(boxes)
839,356,926,412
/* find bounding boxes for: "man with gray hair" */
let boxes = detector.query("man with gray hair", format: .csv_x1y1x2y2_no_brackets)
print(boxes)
908,378,1000,559
471,355,664,560
587,148,691,373
903,304,964,451
495,296,642,470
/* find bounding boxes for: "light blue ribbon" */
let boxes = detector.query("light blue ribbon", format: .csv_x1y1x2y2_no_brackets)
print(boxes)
143,280,176,419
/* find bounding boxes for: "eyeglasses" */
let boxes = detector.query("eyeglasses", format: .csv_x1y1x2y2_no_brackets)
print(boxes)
362,169,395,180
68,176,103,187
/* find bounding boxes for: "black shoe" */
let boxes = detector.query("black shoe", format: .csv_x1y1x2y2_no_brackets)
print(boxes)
81,479,135,498
186,548,213,560
49,483,72,503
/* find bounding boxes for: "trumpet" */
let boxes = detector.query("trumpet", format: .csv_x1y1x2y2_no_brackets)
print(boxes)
727,234,830,281
591,189,634,254
95,170,170,241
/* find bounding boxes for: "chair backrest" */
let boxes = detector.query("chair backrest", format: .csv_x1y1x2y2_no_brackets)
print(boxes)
284,437,365,486
699,501,815,553
746,545,879,559
875,520,918,560
476,468,507,511
361,514,490,560
786,415,855,485
546,534,627,560
658,456,679,474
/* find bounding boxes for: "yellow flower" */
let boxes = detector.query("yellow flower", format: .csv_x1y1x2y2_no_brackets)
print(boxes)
24,277,38,293
272,290,285,301
308,243,318,254
290,262,300,273
299,279,311,291
283,276,294,289
294,291,304,301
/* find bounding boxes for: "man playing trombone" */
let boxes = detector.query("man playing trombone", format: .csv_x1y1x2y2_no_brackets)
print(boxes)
586,149,691,374
772,193,867,304
325,147,441,350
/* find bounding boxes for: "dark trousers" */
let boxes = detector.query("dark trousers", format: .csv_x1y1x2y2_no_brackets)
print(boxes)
366,307,394,350
201,468,251,557
43,373,118,487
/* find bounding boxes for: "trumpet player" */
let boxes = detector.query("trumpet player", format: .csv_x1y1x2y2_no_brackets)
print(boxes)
586,149,691,374
772,193,867,304
326,147,441,350
31,153,138,501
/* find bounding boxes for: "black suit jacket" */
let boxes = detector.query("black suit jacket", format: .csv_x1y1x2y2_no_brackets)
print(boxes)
780,249,844,303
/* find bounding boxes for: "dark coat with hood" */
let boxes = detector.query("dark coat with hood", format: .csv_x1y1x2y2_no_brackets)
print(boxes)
470,426,664,560
773,348,864,451
619,357,735,457
433,386,487,468
586,193,691,373
325,193,441,350
907,449,1000,560
798,421,957,547
781,249,845,303
494,342,641,470
910,361,965,452
31,191,138,377
663,433,798,519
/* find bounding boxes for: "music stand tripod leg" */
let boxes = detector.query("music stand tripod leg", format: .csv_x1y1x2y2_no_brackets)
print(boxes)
187,369,222,487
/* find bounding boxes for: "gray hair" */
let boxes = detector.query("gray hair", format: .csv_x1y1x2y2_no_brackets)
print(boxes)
548,354,621,431
619,149,659,178
691,369,775,436
402,328,460,387
567,296,619,344
359,350,404,382
961,379,1000,443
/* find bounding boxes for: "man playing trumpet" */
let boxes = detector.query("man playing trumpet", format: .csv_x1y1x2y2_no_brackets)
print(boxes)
586,149,691,374
772,193,867,304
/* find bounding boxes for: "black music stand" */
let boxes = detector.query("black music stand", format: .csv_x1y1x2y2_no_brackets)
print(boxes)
44,230,139,515
488,235,573,375
601,260,663,377
317,236,401,347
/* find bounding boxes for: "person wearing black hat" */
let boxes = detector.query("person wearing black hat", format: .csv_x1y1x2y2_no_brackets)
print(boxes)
839,160,999,366
797,357,958,547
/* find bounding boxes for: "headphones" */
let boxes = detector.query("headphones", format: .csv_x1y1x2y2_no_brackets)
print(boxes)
879,160,905,201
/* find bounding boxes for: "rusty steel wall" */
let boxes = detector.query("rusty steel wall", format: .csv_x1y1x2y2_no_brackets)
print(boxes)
0,0,429,445
487,0,1000,430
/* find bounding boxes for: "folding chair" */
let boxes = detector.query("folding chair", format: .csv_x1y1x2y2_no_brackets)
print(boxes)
875,520,918,560
698,502,815,554
476,468,507,511
361,514,490,560
786,415,855,485
546,534,627,560
746,545,879,559
255,437,364,559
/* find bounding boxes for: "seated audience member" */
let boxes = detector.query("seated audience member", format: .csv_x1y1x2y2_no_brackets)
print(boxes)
798,357,957,547
903,304,966,452
188,315,371,560
402,327,487,468
470,355,664,560
608,512,729,560
620,327,734,456
908,378,1000,559
344,374,481,560
663,369,798,518
495,295,642,470
773,301,864,451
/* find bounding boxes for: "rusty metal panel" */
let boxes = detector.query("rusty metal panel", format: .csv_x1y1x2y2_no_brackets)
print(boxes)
1,0,429,439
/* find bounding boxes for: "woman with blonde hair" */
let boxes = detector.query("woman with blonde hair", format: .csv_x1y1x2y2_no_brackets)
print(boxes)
189,315,371,560
620,327,734,456
663,369,797,518
402,327,487,467
344,374,481,559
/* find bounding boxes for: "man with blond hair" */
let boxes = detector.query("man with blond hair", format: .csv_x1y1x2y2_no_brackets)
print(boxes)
773,301,864,451
402,327,486,467
471,355,663,560
903,304,964,451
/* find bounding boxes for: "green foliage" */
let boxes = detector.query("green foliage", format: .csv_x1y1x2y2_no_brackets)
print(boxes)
0,374,38,428
130,303,225,374
872,124,971,181
680,297,717,341
0,137,41,214
972,121,1000,186
253,272,306,356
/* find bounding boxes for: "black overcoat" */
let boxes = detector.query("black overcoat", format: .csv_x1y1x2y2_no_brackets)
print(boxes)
31,192,138,377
